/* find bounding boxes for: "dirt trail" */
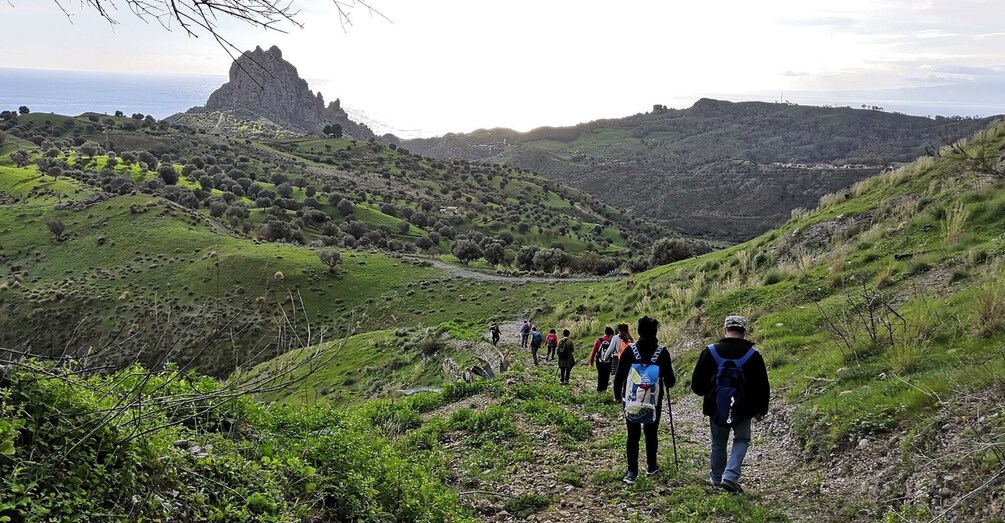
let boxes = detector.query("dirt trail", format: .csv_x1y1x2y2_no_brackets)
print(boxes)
444,327,839,522
406,258,621,284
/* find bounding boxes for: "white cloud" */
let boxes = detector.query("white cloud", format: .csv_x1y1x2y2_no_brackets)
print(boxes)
2,0,1005,132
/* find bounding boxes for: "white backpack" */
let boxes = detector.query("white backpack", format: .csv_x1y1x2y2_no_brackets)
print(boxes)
623,345,664,424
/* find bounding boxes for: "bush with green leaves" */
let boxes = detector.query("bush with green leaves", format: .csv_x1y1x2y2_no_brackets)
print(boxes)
0,364,472,522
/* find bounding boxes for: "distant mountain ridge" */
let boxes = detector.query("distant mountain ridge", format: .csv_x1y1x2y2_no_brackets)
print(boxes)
403,99,999,241
172,45,375,139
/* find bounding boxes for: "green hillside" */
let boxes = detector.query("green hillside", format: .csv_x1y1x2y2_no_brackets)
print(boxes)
404,99,998,242
267,119,1005,519
1,113,591,376
4,112,1005,521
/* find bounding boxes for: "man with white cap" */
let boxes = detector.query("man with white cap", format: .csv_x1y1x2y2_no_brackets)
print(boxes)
690,315,770,494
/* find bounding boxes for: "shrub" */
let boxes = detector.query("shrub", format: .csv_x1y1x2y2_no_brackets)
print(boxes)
888,339,926,375
762,268,789,285
317,248,342,273
650,237,693,266
943,201,969,246
44,218,65,239
975,276,1005,336
504,494,550,518
451,239,482,265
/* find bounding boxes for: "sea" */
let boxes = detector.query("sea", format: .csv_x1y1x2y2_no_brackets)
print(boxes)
0,68,225,119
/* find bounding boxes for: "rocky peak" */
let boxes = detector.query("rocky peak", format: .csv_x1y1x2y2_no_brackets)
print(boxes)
199,45,373,139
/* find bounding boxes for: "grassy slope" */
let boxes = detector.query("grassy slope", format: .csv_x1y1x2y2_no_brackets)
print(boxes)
532,121,1005,459
265,112,1005,441
0,160,543,375
264,136,643,255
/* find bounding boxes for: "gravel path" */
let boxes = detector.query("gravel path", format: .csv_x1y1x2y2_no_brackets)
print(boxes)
407,257,621,284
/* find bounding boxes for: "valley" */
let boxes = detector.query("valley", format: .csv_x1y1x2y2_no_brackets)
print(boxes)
2,40,1005,522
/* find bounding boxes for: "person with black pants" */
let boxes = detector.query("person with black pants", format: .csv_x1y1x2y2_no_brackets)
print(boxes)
557,330,576,385
589,326,615,392
613,316,676,484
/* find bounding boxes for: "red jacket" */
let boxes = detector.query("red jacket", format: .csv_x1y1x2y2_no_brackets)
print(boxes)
545,333,558,348
589,334,612,364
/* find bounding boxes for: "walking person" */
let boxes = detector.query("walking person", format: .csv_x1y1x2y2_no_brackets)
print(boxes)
489,322,501,347
690,316,769,494
520,321,531,348
545,329,558,362
589,326,615,392
603,323,634,380
529,326,543,366
613,316,675,484
557,329,576,385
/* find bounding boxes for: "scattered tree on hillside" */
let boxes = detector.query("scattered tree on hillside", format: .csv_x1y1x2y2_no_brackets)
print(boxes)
10,150,31,168
45,218,65,240
532,248,570,273
114,110,124,117
18,105,29,115
650,237,693,266
483,242,506,266
452,239,482,265
415,236,433,250
78,141,102,158
317,248,342,274
336,198,355,216
322,123,343,138
157,165,179,185
516,245,540,271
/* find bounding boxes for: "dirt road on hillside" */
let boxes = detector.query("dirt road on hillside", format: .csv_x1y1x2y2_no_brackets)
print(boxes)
406,258,621,284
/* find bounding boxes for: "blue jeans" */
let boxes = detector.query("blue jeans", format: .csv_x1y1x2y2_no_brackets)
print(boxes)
709,418,752,484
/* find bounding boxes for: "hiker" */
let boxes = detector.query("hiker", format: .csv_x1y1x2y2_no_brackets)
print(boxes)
557,329,576,385
613,316,675,484
490,322,501,347
690,315,770,494
589,326,615,392
529,326,543,365
603,323,634,380
544,328,559,361
520,321,531,348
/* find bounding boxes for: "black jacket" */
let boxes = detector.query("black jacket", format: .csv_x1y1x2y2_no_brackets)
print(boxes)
613,339,676,415
690,338,770,421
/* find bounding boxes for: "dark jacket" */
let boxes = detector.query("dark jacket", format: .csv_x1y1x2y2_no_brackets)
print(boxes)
613,339,676,417
690,338,770,421
557,337,576,369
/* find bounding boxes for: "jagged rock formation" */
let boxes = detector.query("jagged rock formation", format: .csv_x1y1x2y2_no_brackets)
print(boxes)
182,45,374,139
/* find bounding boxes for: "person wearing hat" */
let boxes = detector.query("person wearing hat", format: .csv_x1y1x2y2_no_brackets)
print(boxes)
690,315,770,494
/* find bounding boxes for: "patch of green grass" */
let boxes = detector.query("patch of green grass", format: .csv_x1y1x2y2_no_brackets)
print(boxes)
503,494,550,518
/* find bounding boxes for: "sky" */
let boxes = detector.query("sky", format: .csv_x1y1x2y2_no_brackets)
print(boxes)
3,0,1005,136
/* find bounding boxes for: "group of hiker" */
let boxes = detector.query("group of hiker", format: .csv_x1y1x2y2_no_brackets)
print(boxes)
497,315,770,492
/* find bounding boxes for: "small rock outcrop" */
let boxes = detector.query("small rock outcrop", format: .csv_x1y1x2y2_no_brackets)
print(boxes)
192,45,374,139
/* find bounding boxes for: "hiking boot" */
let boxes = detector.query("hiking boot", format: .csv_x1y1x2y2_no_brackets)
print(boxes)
720,479,743,494
646,466,661,477
706,477,721,488
623,471,638,485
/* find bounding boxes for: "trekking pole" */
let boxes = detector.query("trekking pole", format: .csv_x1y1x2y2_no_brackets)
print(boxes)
667,395,680,471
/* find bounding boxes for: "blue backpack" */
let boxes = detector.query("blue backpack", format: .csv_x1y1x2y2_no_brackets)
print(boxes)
531,332,543,347
707,345,757,427
623,345,665,424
